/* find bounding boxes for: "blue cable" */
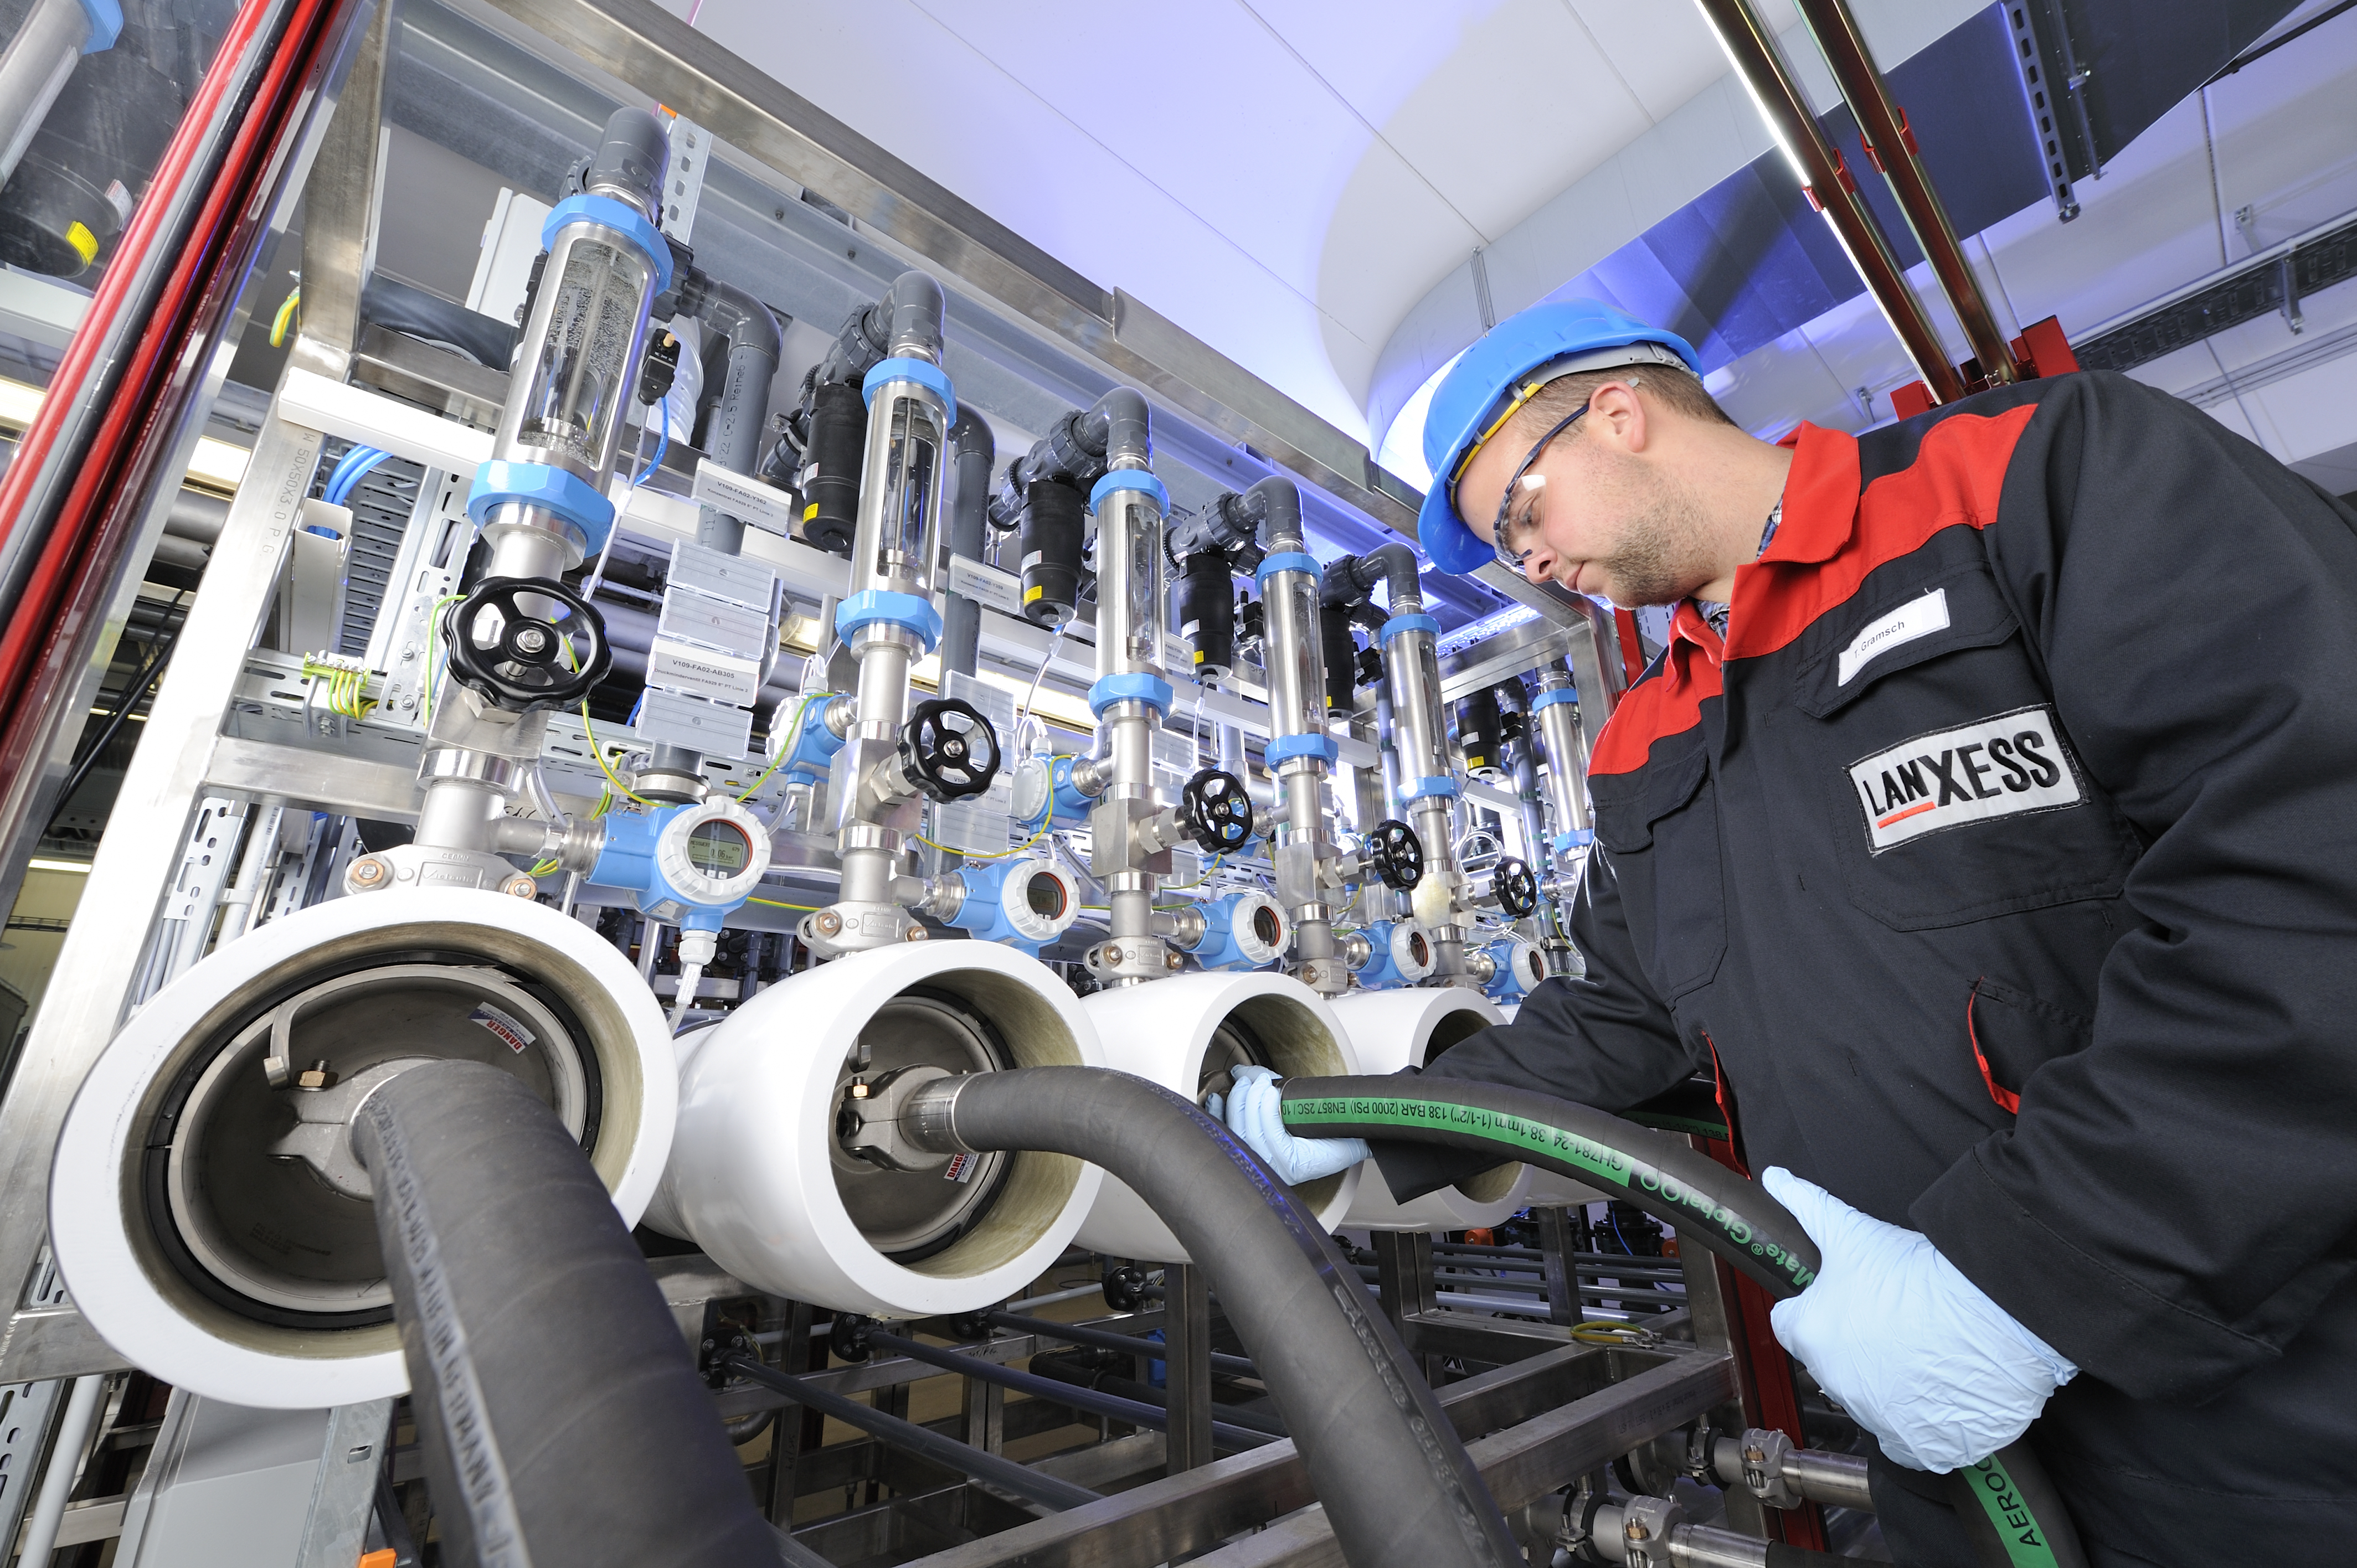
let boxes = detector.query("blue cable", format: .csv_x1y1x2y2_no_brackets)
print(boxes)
632,400,668,488
324,446,389,506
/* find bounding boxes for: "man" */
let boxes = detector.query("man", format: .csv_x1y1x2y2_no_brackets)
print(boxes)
1223,299,2357,1565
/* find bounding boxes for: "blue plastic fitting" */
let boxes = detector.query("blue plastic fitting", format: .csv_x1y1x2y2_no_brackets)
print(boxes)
779,696,846,787
1483,937,1545,1003
1088,469,1169,515
1399,774,1460,803
588,803,756,929
1531,687,1579,713
467,458,616,553
541,193,673,296
78,0,122,52
1014,755,1100,831
1352,921,1427,990
1551,829,1595,853
862,356,958,428
942,861,1037,953
1192,894,1282,972
1265,732,1339,766
1254,551,1323,591
836,588,944,652
1088,672,1174,718
1380,613,1440,644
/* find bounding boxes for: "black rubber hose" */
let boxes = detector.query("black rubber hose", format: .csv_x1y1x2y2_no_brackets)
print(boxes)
723,1355,1101,1513
922,1066,1524,1568
352,1061,775,1568
1279,1076,2088,1568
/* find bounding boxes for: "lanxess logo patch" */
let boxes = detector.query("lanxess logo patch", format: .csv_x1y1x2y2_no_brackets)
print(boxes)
1846,705,2083,852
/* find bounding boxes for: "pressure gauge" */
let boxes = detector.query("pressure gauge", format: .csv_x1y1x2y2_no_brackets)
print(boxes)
653,798,771,907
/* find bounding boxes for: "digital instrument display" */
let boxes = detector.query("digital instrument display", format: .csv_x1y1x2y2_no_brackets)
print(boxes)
685,818,750,873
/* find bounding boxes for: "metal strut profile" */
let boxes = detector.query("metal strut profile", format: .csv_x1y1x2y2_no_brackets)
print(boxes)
1691,0,1967,405
1790,0,2021,385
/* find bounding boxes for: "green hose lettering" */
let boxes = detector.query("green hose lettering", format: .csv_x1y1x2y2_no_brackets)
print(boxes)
1964,1456,2062,1568
1283,1095,1816,1292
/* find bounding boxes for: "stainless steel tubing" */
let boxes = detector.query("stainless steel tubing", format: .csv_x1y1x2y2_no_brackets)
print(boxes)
724,1355,1103,1513
865,1329,1273,1451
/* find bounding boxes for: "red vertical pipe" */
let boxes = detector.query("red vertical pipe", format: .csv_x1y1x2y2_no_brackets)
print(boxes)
0,0,352,838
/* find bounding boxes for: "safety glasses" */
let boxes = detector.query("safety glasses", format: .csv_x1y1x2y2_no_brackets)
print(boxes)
1488,403,1591,572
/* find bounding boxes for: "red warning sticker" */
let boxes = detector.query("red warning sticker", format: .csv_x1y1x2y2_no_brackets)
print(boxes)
470,1003,536,1054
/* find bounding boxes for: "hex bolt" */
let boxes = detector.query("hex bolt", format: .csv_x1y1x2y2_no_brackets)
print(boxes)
813,910,843,937
348,857,388,889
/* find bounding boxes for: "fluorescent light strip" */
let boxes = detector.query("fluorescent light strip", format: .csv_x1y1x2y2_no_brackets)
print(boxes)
0,374,250,494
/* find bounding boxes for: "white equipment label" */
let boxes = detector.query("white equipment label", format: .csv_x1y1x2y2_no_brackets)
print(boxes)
659,583,772,662
947,554,1024,617
690,459,803,538
646,636,763,706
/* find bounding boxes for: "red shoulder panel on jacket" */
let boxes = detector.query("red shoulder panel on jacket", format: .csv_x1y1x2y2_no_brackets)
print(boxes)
1723,404,2036,661
1588,617,1723,779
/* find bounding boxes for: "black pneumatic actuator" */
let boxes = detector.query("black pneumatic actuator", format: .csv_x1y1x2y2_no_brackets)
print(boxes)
799,380,866,555
1177,549,1238,684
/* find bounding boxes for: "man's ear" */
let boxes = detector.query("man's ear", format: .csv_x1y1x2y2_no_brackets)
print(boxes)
1586,379,1649,455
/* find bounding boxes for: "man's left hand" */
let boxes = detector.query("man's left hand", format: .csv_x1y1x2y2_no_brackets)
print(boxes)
1763,1167,2078,1473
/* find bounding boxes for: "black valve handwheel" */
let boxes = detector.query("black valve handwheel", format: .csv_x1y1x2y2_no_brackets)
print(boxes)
900,697,1001,802
1365,818,1423,891
1180,767,1255,853
1493,855,1540,919
440,578,611,712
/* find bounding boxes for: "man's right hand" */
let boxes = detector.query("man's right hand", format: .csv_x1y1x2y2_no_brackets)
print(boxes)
1208,1065,1371,1185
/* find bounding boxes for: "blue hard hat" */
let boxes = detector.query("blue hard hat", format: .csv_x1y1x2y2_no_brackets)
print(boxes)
1414,300,1701,575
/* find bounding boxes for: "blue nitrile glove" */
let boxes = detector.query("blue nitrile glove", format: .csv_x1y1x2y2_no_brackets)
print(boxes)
1762,1167,2077,1473
1209,1065,1371,1185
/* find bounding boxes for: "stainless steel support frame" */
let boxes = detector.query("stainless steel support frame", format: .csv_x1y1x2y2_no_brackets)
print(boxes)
0,1,385,1376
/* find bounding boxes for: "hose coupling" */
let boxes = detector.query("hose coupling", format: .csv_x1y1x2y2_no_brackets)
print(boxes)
838,1065,967,1170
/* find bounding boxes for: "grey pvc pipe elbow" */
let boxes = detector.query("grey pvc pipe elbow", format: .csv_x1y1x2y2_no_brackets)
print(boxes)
1089,386,1152,470
698,279,782,365
1361,541,1423,612
588,107,670,219
886,269,948,360
1246,473,1305,553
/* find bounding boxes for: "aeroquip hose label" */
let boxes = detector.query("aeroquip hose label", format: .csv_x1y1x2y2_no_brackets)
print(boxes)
1284,1094,1816,1293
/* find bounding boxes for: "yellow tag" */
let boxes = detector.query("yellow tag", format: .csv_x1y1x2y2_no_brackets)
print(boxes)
1023,585,1043,604
66,221,98,265
802,503,818,521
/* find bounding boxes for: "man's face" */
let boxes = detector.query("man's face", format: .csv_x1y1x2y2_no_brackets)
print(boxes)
1454,385,1717,607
